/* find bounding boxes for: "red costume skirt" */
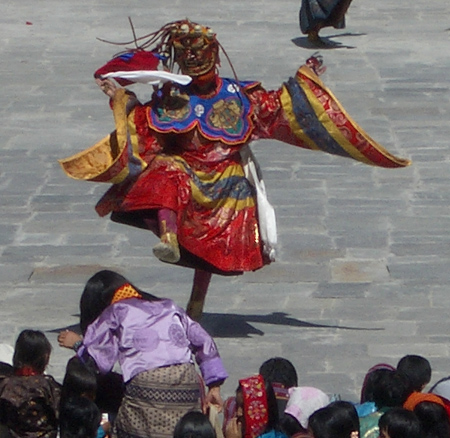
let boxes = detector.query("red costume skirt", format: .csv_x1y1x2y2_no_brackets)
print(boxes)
95,152,267,275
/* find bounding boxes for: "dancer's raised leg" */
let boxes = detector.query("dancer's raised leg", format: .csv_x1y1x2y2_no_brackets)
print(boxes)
152,208,180,263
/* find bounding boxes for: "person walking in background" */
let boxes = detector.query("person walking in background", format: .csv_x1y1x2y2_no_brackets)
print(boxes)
299,0,354,45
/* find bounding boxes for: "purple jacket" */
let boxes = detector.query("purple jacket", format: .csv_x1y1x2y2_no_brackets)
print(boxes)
78,298,228,385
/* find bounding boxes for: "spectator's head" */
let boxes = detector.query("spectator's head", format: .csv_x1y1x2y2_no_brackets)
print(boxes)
308,401,359,438
414,401,450,438
235,374,280,438
371,370,412,409
62,356,98,402
360,363,396,403
59,396,101,438
378,407,422,438
397,355,431,392
13,329,51,374
173,411,216,438
79,270,158,334
259,357,298,388
281,387,329,436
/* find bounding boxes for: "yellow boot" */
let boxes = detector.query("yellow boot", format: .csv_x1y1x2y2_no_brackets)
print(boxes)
152,220,181,263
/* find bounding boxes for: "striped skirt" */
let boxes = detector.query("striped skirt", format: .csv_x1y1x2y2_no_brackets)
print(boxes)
113,363,201,438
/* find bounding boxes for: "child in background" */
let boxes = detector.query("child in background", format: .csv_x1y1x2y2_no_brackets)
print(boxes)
413,401,450,438
0,330,61,438
281,387,329,438
60,396,102,438
398,355,432,410
308,401,360,438
378,407,422,438
60,357,111,438
224,374,287,438
173,411,216,438
397,355,431,392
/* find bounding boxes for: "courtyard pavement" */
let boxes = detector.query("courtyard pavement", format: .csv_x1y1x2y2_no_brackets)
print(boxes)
1,0,450,401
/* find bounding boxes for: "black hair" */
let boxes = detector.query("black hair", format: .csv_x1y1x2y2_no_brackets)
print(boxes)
59,396,101,438
61,356,98,404
414,401,450,438
259,357,298,388
173,411,216,438
397,355,432,392
80,270,159,334
265,378,281,432
12,329,52,374
280,413,306,437
361,368,393,404
371,370,413,409
378,407,422,438
308,401,359,438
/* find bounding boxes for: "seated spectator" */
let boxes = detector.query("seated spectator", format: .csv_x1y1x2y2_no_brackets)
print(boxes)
359,364,395,404
60,356,110,438
429,376,450,417
224,374,287,438
397,355,431,392
413,401,450,438
173,411,216,438
281,387,329,438
308,401,360,438
224,357,298,433
61,356,98,403
259,358,299,417
0,330,61,438
60,396,102,438
430,376,450,402
359,370,412,438
378,407,422,438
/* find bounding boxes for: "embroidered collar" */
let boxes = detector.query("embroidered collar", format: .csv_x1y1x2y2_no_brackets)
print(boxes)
111,283,143,304
148,78,259,145
239,374,269,438
15,366,40,377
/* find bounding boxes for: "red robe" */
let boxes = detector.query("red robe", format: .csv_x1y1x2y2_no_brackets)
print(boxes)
59,66,410,275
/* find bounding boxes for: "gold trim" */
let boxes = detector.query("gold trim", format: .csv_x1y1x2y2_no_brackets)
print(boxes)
297,66,411,167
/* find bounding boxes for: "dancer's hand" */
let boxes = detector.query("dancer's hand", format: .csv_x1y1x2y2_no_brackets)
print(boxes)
95,78,118,98
306,53,327,76
205,385,223,413
58,330,82,349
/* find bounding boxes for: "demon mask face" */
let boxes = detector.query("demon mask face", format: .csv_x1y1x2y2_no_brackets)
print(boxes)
169,21,219,77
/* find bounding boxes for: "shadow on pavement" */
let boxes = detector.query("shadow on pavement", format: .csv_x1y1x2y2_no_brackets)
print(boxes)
201,311,383,338
50,311,383,339
291,32,365,50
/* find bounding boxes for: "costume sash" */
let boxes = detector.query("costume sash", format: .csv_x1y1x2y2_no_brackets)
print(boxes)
280,66,411,168
58,89,147,183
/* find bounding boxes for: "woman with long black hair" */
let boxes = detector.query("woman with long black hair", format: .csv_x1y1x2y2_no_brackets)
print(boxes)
58,270,227,438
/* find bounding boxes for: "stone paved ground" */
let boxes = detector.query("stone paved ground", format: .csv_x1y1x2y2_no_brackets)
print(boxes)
1,0,450,401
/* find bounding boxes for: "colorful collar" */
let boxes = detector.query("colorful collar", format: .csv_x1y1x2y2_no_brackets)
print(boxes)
148,78,259,145
239,374,269,438
111,283,143,304
14,366,40,377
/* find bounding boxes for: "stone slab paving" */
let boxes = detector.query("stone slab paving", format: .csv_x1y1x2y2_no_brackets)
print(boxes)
1,0,450,402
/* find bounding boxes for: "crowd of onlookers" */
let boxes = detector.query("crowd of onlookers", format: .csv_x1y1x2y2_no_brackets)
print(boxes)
1,328,450,438
1,271,450,438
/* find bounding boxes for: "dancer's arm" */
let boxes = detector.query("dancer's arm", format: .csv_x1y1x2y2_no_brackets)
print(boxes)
96,78,139,115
